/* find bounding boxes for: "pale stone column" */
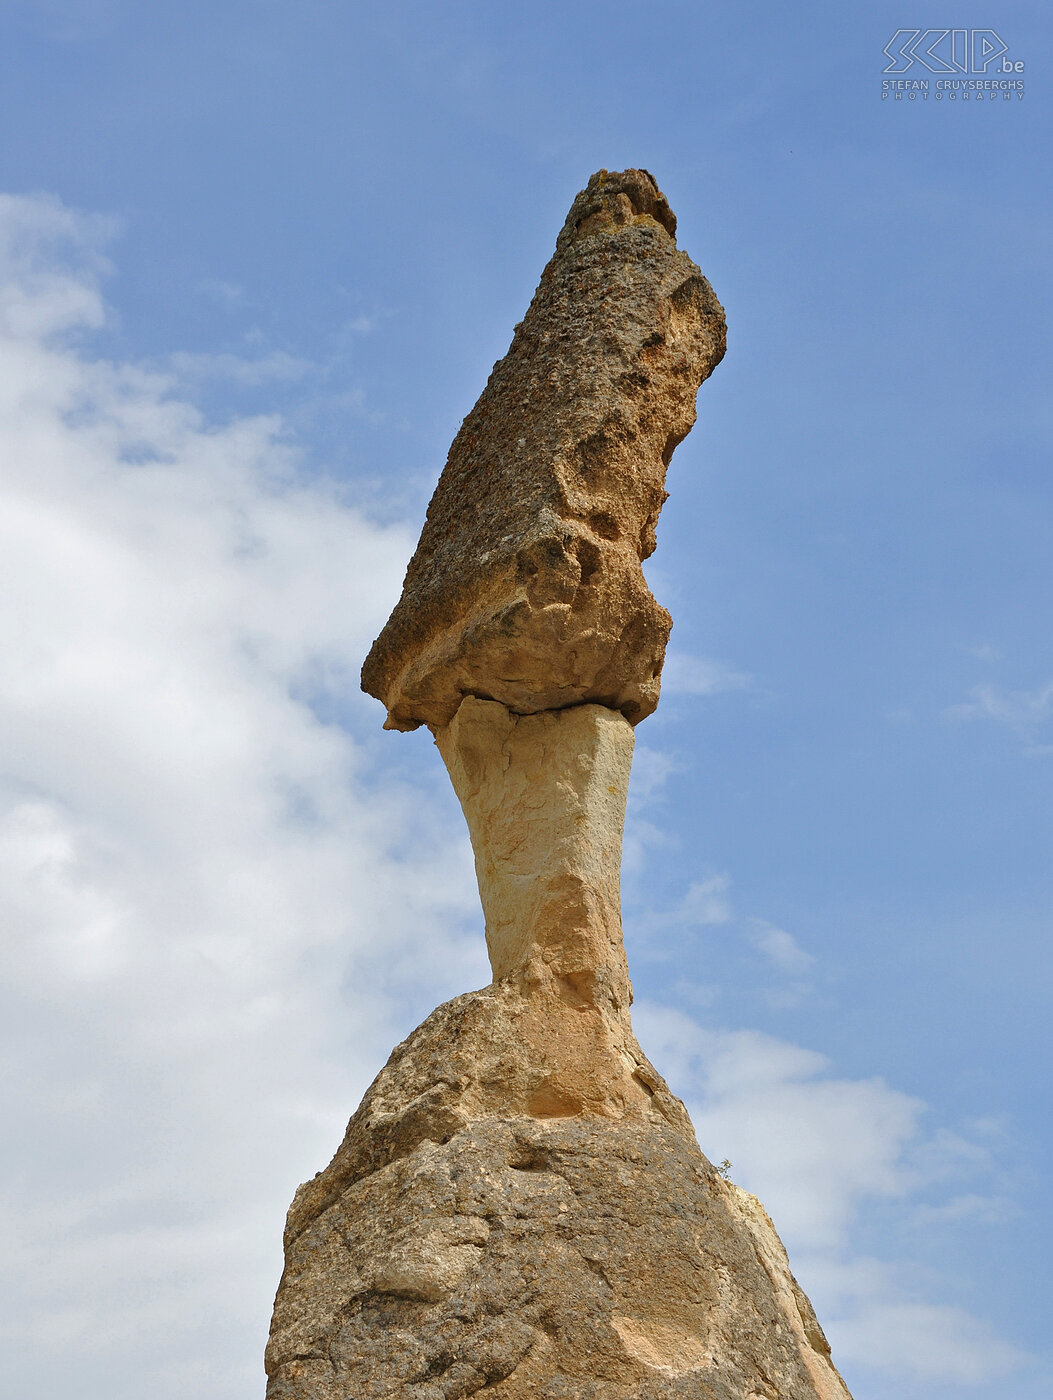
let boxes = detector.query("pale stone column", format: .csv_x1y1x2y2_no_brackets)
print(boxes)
432,696,635,1017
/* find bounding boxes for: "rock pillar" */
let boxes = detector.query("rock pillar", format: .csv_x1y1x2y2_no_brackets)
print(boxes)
433,698,634,1014
264,169,854,1400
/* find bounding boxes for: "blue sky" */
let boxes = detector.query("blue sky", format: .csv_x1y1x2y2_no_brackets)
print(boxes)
0,3,1049,1397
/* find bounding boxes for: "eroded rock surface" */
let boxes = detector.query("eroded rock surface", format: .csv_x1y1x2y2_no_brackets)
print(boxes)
266,170,854,1400
361,168,726,732
434,698,635,1014
266,990,852,1400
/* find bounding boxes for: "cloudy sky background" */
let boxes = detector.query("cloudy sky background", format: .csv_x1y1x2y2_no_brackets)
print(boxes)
1,3,1049,1397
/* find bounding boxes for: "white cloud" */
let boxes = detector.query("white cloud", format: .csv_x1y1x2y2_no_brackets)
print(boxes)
0,190,1033,1400
909,1192,1015,1226
832,1300,1025,1383
631,872,817,1005
962,642,1001,663
635,1006,921,1246
0,190,115,337
744,916,814,973
632,1003,1027,1386
626,742,676,805
620,745,679,879
660,649,752,696
0,193,488,1400
678,874,734,925
197,277,245,307
945,679,1053,739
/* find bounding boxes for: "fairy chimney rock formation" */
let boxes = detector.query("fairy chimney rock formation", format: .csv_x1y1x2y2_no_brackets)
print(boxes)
265,170,854,1400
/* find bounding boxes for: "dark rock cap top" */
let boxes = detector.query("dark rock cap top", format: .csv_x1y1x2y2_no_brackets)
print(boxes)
362,169,726,731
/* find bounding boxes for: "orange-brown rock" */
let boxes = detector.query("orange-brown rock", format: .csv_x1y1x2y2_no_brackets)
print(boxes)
433,698,635,1017
265,987,853,1400
265,171,855,1400
361,169,726,732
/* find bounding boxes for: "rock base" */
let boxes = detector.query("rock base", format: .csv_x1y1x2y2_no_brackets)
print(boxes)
266,989,852,1400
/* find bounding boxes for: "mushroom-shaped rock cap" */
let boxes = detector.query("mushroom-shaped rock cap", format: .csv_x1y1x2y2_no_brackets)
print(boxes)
362,169,726,731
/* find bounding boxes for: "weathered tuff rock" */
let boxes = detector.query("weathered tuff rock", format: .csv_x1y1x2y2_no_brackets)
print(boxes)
434,698,635,1016
265,691,854,1400
266,171,854,1400
361,169,726,731
266,987,852,1400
